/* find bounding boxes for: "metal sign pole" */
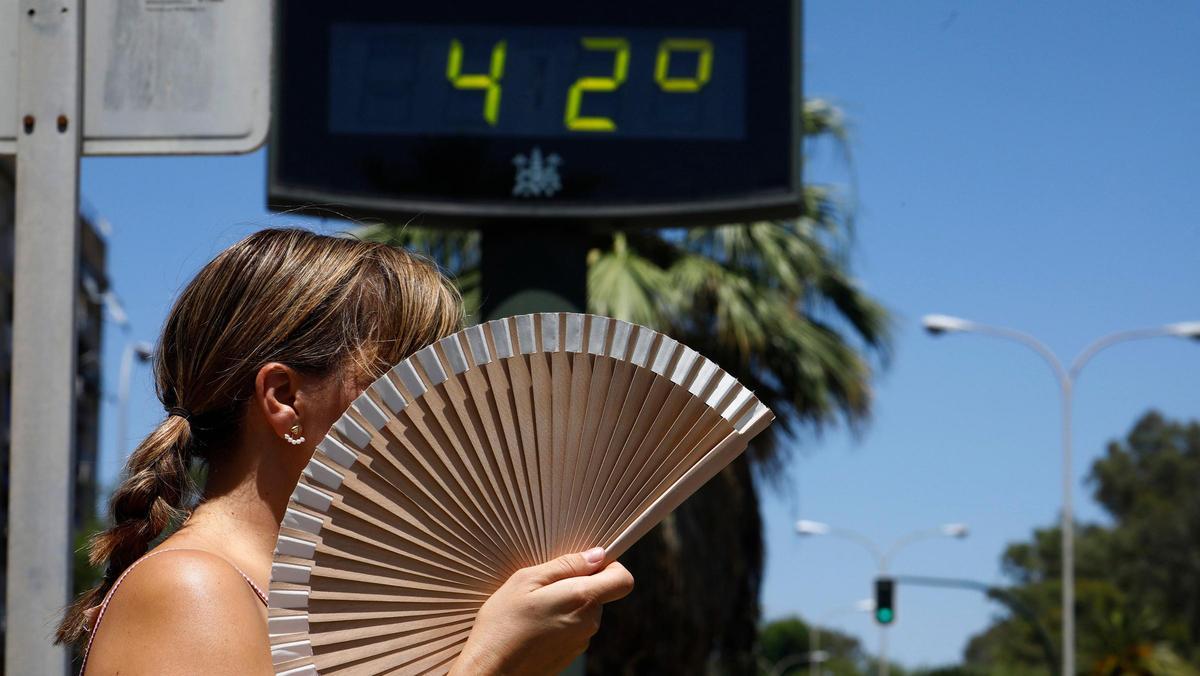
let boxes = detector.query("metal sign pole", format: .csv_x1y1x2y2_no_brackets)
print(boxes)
480,226,589,319
479,225,588,676
7,1,83,672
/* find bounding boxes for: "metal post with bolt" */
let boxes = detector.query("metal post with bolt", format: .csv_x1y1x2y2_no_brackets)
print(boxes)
795,520,969,676
3,4,268,670
7,1,84,672
922,314,1200,676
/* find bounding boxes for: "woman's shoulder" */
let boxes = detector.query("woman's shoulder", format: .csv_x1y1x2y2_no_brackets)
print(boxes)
106,548,259,612
84,548,272,675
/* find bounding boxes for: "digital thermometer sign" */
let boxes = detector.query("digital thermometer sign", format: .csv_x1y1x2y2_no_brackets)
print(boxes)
329,25,746,140
270,1,801,226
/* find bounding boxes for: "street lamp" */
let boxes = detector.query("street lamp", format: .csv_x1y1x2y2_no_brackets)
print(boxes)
794,520,968,676
922,314,1200,676
116,341,154,464
794,519,968,572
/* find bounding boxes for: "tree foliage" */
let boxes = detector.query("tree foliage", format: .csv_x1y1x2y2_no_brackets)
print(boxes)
965,412,1200,674
757,616,866,676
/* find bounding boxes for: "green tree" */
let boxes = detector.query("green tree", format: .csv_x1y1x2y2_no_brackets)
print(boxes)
72,514,107,598
757,616,867,676
364,99,889,674
965,412,1200,674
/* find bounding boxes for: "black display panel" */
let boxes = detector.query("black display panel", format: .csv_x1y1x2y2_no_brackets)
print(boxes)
270,1,801,226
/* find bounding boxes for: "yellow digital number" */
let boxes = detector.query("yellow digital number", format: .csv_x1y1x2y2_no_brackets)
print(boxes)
655,39,713,93
446,38,507,126
564,37,630,132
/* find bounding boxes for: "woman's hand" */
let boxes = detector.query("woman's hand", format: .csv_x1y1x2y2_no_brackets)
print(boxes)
451,547,635,676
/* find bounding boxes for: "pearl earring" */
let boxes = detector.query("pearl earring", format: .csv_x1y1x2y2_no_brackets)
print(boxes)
283,424,306,446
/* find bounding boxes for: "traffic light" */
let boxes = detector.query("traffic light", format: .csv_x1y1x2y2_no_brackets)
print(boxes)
875,577,895,625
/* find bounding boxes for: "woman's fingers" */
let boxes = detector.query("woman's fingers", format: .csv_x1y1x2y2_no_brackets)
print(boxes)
584,562,634,604
540,561,635,610
519,548,607,587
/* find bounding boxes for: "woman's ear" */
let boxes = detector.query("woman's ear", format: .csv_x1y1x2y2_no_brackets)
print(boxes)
255,362,303,441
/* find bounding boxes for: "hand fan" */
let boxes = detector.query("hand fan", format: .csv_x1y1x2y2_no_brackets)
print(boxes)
267,313,774,675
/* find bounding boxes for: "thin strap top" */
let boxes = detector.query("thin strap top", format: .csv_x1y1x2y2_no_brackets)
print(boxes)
79,548,269,675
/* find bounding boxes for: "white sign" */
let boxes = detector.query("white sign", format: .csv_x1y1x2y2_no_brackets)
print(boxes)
0,0,270,155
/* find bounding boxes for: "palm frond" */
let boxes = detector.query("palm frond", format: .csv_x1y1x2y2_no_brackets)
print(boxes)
587,233,672,327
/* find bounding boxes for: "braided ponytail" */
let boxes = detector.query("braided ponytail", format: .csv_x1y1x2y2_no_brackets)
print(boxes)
55,413,195,645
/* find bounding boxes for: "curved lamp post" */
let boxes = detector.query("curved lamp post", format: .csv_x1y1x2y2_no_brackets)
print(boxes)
795,520,968,675
922,314,1200,676
116,341,154,462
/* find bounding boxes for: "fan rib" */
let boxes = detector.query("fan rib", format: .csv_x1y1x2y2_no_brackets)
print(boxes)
494,326,549,561
311,625,471,674
414,346,527,573
315,451,506,580
312,493,500,585
546,317,572,556
577,369,680,548
563,357,637,554
321,410,510,574
560,350,613,555
557,349,593,555
563,321,648,553
524,315,557,559
373,408,516,572
593,364,745,547
426,337,524,556
477,348,542,563
487,318,544,560
436,362,532,573
303,546,490,593
311,514,501,588
389,381,521,571
460,364,538,567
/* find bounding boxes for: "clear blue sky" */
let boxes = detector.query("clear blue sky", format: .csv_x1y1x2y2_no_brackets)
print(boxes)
81,1,1200,668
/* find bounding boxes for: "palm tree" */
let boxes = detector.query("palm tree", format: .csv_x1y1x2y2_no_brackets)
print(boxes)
363,99,889,674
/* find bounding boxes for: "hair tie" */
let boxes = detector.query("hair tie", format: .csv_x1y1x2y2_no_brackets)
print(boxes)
166,406,191,422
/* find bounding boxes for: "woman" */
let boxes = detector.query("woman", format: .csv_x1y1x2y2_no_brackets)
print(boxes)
58,228,634,675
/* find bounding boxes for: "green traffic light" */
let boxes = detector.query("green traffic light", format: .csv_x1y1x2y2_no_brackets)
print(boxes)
876,608,894,624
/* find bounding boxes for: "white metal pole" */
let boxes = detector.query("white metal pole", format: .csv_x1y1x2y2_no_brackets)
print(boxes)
116,342,153,472
878,625,888,676
809,624,820,676
116,342,137,469
7,1,83,673
1060,380,1074,676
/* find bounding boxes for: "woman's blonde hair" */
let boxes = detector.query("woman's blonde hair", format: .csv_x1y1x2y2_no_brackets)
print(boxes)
56,227,463,644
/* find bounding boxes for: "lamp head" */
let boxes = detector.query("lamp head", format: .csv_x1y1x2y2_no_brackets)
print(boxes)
134,342,154,361
794,519,830,536
922,314,972,336
1165,321,1200,341
942,523,969,538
